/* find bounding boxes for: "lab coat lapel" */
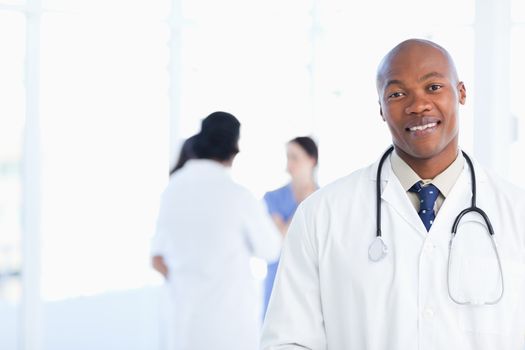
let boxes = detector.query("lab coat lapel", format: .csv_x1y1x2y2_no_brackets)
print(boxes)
376,157,428,235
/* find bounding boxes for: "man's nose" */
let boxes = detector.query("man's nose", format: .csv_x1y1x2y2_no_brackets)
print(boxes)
404,93,432,115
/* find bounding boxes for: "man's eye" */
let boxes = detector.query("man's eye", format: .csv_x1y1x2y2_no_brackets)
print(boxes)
428,84,442,91
388,92,404,99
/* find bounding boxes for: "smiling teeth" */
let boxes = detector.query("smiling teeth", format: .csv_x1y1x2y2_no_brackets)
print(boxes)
409,122,437,132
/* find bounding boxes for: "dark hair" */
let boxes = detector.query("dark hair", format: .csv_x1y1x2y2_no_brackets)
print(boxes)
169,135,197,176
289,136,318,166
192,111,241,161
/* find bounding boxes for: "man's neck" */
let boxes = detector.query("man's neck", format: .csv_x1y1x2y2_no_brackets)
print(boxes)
395,146,459,180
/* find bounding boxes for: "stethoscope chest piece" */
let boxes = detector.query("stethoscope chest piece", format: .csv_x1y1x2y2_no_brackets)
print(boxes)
368,236,388,262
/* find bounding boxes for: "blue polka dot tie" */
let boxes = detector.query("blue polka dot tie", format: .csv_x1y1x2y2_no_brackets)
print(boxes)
409,182,440,231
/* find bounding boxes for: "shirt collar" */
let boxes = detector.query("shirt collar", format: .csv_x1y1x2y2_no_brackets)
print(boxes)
390,149,465,197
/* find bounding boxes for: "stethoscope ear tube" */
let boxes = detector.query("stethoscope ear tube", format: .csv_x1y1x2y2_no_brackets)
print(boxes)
451,150,495,237
462,150,477,207
376,146,395,238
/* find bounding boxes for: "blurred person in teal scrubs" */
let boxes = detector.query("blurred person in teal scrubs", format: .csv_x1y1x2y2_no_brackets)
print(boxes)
262,136,319,316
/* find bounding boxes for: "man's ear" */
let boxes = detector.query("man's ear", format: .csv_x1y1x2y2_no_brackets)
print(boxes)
379,101,385,121
458,82,466,105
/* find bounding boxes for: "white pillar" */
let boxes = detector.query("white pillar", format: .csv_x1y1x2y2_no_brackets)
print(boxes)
474,0,513,175
21,1,43,350
168,0,183,164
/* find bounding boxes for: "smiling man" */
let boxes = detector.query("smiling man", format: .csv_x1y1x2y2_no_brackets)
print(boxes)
377,39,465,179
261,39,525,350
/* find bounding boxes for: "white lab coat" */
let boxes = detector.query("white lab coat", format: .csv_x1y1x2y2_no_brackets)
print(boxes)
261,154,525,350
152,159,281,350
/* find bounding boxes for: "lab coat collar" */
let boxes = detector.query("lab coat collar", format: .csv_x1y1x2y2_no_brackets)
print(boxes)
185,159,231,173
373,153,427,234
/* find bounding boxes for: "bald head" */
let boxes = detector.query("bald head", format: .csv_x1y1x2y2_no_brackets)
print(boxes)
375,38,467,179
376,39,459,95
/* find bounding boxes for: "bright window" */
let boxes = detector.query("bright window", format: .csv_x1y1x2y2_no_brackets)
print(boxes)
0,0,25,5
512,0,525,23
510,24,525,185
39,4,170,301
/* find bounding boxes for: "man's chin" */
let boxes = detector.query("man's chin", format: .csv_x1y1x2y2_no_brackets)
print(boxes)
396,143,444,162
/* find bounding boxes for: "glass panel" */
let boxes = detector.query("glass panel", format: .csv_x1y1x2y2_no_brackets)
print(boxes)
43,0,169,18
319,0,474,27
40,10,170,302
509,27,525,185
0,10,25,350
512,0,525,23
0,0,25,5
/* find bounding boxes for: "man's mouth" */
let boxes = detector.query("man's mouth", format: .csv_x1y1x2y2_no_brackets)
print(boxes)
406,122,438,132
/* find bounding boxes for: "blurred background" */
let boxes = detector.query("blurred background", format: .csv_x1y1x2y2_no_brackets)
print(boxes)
1,0,524,349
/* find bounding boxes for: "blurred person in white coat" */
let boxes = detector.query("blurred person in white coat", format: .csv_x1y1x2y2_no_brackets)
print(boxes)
261,39,525,349
152,111,281,350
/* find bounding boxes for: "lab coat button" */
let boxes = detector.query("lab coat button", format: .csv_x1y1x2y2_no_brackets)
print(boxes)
423,308,434,319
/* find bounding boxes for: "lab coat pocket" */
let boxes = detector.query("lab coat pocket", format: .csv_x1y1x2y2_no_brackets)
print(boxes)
458,258,525,336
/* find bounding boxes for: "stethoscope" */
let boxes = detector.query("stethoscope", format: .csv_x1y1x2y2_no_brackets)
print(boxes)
368,145,504,305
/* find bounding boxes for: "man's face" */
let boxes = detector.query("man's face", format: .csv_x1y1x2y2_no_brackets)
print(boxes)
378,44,466,164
